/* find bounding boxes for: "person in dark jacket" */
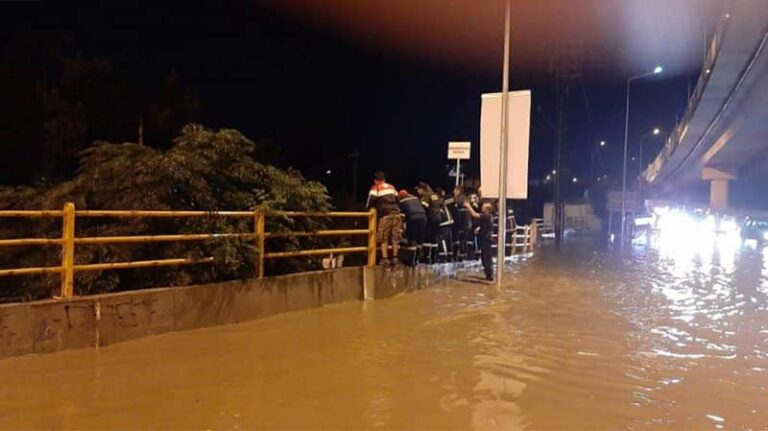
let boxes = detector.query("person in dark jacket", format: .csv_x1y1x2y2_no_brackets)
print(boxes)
450,185,472,260
433,187,453,262
468,190,482,259
468,202,495,281
398,190,426,266
366,171,402,266
416,182,442,263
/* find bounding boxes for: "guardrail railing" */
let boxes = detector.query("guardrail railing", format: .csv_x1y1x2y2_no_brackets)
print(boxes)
644,3,733,182
0,203,377,299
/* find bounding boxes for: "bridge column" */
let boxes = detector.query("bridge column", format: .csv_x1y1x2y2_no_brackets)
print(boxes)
702,167,736,210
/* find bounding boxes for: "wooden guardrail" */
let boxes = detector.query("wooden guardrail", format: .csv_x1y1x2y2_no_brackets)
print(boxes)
0,203,377,299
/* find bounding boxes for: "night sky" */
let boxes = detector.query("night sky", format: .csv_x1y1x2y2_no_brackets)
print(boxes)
1,1,721,204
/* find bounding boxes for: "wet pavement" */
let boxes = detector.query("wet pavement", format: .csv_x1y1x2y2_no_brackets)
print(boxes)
1,237,767,430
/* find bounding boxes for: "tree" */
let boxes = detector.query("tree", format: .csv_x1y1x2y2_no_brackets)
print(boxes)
0,125,333,302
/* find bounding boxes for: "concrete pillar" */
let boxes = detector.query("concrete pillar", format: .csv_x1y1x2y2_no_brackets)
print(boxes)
702,167,736,210
709,179,729,210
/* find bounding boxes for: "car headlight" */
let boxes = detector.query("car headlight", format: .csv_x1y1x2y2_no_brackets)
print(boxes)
720,218,738,233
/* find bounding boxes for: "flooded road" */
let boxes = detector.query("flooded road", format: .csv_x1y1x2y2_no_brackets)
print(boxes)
1,238,767,430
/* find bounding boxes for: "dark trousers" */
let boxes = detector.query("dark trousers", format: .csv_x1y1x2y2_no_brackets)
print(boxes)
423,220,440,263
406,216,426,246
405,216,427,266
453,229,468,260
437,226,452,261
480,238,493,280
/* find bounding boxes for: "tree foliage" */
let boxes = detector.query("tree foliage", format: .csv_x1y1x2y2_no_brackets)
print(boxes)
0,125,333,302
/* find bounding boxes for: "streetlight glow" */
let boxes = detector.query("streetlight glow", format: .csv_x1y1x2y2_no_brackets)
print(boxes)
653,128,661,135
572,177,578,183
621,65,664,241
599,140,606,147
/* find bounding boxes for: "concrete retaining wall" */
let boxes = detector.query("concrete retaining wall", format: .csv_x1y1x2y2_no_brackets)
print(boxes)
0,264,454,359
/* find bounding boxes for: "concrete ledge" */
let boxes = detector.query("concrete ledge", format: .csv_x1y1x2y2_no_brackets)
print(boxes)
230,279,287,324
0,264,455,359
364,264,454,299
97,288,175,346
16,298,98,355
174,281,239,331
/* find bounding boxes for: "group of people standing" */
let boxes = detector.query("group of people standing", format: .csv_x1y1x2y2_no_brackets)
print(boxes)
365,171,496,281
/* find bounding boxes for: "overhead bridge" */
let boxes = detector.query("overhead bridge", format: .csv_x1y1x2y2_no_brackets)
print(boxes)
644,0,768,209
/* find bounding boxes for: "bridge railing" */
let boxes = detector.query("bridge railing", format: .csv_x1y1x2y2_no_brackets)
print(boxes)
0,203,377,299
644,4,733,182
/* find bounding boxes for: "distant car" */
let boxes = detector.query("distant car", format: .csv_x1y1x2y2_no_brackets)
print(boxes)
741,218,768,243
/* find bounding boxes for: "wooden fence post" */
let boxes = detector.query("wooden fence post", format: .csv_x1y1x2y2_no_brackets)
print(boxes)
59,202,75,298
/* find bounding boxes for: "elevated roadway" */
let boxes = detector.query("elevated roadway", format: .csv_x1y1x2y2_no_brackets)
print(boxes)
644,0,768,208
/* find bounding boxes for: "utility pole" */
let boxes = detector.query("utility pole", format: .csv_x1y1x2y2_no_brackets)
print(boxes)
549,42,582,243
496,0,511,287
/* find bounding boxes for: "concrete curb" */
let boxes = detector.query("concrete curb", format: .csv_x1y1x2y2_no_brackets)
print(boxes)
0,264,456,359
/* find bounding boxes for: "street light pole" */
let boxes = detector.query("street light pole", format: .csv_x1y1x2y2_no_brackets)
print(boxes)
638,128,660,197
620,67,662,242
496,0,511,286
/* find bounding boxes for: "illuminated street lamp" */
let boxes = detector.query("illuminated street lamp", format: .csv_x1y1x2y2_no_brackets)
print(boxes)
599,140,606,147
621,66,663,241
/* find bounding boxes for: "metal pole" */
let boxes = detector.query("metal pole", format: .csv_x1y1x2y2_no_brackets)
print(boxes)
620,79,631,242
553,82,568,243
455,159,461,187
60,202,75,299
497,0,511,286
367,209,377,267
255,208,265,279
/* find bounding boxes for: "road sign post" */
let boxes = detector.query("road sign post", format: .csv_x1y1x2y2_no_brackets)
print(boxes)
447,141,471,187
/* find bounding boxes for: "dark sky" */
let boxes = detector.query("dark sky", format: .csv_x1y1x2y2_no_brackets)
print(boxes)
1,0,720,198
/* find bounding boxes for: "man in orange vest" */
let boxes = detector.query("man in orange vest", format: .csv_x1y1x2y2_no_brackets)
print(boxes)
366,171,402,266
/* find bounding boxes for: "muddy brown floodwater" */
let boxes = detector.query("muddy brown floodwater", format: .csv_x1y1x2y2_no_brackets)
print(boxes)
1,238,767,430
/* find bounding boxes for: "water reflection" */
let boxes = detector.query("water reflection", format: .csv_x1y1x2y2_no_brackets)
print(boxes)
0,238,767,430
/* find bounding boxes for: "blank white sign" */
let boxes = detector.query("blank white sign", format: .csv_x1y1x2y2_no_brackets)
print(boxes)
480,90,531,199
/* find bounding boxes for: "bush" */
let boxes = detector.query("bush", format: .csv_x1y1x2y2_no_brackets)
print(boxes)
0,125,334,302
